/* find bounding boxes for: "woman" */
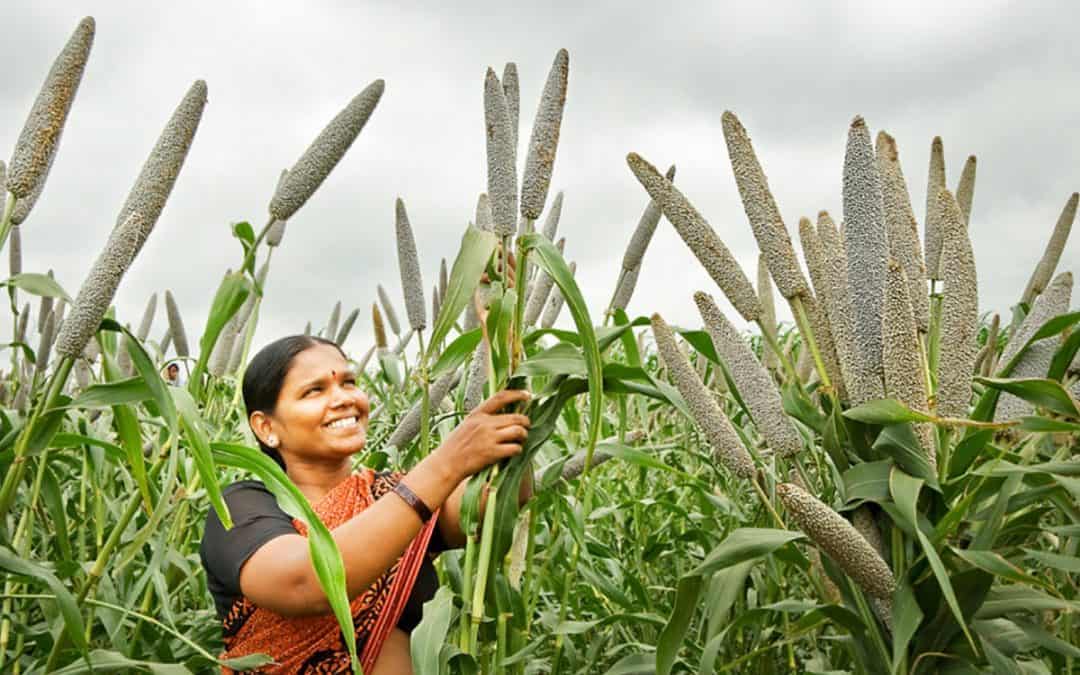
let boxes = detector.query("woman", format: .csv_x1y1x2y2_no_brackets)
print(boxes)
200,335,532,673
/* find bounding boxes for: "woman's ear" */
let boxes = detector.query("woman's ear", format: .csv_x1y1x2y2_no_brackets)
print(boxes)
250,411,276,447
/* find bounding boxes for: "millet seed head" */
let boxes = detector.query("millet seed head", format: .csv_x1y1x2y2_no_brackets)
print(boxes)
842,116,887,398
1022,192,1078,305
924,136,947,280
777,482,895,600
165,290,189,357
875,131,930,333
395,197,427,331
996,272,1072,422
541,260,574,328
541,191,564,241
464,339,489,412
757,254,779,370
385,368,462,449
621,164,675,273
116,80,209,257
627,152,761,322
439,258,448,303
377,283,402,336
956,155,977,226
695,291,802,457
475,192,495,233
325,301,341,341
501,62,520,153
335,307,359,346
34,309,58,382
816,211,860,399
7,17,95,200
55,213,143,359
269,79,384,221
136,292,157,341
611,265,640,313
483,68,518,236
721,111,810,300
798,216,831,311
936,189,979,418
265,169,290,247
524,237,565,326
882,258,935,466
372,302,388,349
650,313,756,479
521,49,569,221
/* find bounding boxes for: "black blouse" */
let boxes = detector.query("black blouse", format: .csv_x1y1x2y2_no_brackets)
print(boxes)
199,477,443,633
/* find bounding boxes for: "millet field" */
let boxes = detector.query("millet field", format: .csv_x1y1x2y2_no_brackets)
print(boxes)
0,14,1078,675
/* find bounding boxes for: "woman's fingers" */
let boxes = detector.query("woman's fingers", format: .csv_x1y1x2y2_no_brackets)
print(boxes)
494,425,529,443
475,389,530,415
493,413,531,429
494,442,524,458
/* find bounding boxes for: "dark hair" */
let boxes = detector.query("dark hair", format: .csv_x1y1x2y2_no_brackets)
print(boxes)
242,335,346,471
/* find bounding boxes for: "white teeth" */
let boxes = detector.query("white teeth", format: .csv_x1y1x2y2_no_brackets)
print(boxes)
327,417,357,429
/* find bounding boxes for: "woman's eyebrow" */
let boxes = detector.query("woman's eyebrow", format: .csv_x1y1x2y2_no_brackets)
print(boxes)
295,374,330,390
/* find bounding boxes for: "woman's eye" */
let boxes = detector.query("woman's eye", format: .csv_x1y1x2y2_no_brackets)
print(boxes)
304,387,321,396
344,378,357,387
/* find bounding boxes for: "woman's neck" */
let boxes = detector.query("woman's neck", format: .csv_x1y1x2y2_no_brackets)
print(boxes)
285,458,353,504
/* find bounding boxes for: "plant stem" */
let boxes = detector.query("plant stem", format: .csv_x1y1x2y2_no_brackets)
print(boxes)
43,448,169,672
0,192,16,253
757,318,800,385
470,465,502,653
417,330,431,457
790,296,832,392
0,357,74,521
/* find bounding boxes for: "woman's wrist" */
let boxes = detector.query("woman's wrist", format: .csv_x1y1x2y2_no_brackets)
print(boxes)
399,451,461,512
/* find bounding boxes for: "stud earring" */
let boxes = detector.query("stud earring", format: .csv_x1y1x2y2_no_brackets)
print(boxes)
268,436,279,448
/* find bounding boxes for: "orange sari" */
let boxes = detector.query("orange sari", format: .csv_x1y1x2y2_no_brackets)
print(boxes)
220,470,439,674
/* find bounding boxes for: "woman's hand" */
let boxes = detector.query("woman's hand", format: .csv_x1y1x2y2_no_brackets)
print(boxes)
432,389,531,483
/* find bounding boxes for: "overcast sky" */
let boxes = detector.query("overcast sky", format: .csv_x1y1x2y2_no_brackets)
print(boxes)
2,1,1078,366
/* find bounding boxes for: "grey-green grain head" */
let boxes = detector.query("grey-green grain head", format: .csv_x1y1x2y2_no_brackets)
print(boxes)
395,197,426,331
7,17,95,202
521,49,569,221
269,79,384,221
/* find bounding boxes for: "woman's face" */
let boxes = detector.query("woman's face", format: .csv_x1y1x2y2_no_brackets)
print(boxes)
265,344,370,461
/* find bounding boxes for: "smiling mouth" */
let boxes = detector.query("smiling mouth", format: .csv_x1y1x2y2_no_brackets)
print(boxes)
324,416,361,430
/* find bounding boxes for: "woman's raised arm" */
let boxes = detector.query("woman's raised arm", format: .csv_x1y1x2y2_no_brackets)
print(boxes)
238,389,531,616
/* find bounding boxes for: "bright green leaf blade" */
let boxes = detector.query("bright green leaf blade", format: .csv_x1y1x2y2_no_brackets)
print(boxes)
427,225,498,356
190,272,250,398
211,441,359,672
656,575,703,675
917,528,978,653
411,585,455,675
515,342,587,378
63,377,153,409
843,398,935,425
873,424,939,490
170,387,230,530
523,233,603,466
975,376,1080,419
0,546,88,658
688,528,804,578
3,272,72,302
429,328,482,380
891,581,922,673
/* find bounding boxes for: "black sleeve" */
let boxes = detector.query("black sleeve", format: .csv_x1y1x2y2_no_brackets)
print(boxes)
200,481,299,601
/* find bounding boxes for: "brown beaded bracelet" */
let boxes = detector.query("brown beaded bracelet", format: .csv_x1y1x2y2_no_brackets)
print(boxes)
392,482,433,523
